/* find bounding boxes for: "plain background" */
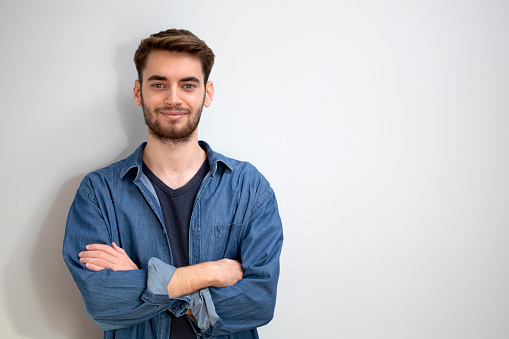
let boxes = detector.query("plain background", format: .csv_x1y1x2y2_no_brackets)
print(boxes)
1,1,508,338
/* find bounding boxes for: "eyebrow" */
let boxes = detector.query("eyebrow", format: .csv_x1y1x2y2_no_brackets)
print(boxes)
147,75,167,81
181,76,201,83
146,75,201,83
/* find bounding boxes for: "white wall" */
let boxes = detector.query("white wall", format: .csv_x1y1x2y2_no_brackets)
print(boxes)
1,1,508,338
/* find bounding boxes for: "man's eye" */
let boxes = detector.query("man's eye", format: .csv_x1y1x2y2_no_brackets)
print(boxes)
183,84,195,89
152,84,164,88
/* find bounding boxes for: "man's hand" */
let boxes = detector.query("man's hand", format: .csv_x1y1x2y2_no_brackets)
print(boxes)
79,242,138,271
210,259,243,288
167,259,243,298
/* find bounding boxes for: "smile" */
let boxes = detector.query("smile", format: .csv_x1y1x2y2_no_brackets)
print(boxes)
160,111,187,120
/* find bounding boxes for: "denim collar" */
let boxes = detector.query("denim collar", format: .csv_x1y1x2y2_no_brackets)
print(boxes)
120,141,232,180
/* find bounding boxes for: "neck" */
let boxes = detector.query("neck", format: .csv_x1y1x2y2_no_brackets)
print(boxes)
142,130,206,188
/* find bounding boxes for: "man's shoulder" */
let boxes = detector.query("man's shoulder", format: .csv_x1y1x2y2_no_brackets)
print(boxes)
84,158,127,180
80,144,144,188
77,159,128,196
215,151,264,178
222,155,256,172
202,141,265,181
215,153,272,195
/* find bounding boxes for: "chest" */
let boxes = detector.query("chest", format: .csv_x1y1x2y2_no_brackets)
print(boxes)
107,178,249,269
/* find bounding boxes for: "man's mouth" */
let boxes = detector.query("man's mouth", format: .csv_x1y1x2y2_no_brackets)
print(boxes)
160,111,186,120
157,107,190,120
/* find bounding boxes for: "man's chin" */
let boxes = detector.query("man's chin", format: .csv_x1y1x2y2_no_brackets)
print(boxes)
148,128,196,144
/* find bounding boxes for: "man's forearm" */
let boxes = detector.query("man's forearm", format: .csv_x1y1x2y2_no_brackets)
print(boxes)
167,259,243,298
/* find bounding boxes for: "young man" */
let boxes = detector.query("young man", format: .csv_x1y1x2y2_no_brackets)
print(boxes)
63,29,283,339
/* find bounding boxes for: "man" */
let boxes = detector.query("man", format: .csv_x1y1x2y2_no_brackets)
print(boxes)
63,29,283,339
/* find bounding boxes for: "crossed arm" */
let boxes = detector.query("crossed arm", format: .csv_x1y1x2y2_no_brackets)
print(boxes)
79,243,243,298
66,180,282,336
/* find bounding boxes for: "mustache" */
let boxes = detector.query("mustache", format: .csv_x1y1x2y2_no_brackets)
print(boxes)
155,106,191,113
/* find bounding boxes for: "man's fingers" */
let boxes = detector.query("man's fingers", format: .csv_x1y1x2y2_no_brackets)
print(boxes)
79,250,114,261
84,262,106,271
80,256,111,269
111,242,126,254
85,243,118,256
212,259,243,287
79,243,138,272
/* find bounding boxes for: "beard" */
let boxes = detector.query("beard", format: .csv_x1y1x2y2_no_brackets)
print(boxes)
141,93,204,144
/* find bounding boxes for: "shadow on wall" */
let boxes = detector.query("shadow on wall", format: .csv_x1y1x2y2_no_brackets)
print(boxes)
115,41,147,159
4,42,146,338
5,177,103,339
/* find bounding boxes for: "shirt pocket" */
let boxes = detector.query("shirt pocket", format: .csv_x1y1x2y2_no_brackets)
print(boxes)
214,223,242,260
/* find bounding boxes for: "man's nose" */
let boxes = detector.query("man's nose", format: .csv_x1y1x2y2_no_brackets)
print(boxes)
164,88,182,106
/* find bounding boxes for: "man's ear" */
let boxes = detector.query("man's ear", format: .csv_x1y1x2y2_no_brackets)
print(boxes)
204,81,214,107
133,80,142,106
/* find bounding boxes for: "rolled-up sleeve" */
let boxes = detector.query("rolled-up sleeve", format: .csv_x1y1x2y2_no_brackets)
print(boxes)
62,183,189,331
190,188,283,338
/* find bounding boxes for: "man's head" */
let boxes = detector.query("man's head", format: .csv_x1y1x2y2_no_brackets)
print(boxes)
134,28,215,84
133,29,215,144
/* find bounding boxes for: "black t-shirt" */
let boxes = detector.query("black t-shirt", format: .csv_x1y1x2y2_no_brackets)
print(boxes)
143,159,209,338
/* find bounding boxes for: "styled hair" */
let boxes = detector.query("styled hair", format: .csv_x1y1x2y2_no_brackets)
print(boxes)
134,28,215,84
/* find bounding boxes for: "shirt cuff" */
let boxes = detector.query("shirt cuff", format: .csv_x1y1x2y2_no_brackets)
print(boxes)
147,257,176,295
188,288,221,332
144,257,189,316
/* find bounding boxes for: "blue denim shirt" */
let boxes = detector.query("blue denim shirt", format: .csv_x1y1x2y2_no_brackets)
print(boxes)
62,141,283,339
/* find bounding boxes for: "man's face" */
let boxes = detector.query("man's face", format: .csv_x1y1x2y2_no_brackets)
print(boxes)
133,50,214,143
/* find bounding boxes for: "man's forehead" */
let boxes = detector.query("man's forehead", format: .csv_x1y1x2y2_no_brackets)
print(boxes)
143,50,204,80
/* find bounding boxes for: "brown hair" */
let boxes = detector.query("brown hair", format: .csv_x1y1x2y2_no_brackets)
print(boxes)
134,28,215,84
